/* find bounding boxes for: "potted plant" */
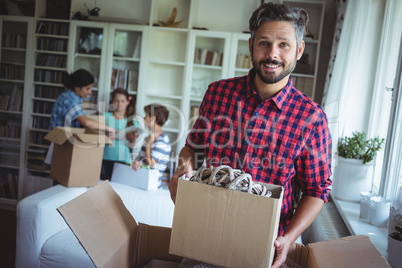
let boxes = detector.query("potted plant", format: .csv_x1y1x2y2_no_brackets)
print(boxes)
388,225,402,267
332,131,384,202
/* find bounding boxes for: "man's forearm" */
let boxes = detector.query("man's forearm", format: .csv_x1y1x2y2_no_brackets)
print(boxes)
283,196,324,243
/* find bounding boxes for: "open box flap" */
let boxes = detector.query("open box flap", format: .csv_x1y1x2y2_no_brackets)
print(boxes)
57,181,138,268
44,127,77,145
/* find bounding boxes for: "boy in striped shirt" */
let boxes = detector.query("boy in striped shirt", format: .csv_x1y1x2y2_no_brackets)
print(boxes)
132,104,171,174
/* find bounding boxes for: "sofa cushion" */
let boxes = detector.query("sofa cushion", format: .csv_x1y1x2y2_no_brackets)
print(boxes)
39,228,95,268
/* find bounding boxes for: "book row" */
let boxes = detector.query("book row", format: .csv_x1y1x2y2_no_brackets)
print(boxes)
33,100,54,114
36,54,67,68
194,48,223,66
236,53,253,69
0,169,18,199
29,131,50,146
34,69,63,84
32,116,50,130
34,85,64,100
0,119,21,139
0,86,23,112
2,33,27,49
37,37,68,52
111,68,138,92
27,148,48,171
0,63,25,80
36,21,69,36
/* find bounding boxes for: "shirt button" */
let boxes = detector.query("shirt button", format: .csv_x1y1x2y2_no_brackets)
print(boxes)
255,112,259,116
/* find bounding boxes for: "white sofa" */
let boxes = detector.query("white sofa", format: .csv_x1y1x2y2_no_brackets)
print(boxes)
15,181,175,268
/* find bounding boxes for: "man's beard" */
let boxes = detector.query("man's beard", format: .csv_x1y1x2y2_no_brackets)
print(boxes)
251,51,297,84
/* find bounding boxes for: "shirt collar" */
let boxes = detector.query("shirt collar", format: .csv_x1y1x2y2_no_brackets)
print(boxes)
245,69,293,112
68,89,83,103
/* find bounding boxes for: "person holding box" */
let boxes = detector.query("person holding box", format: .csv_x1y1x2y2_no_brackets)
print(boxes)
132,104,171,175
169,2,332,268
45,69,116,165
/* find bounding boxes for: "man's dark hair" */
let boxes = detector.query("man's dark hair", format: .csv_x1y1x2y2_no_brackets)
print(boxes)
249,2,309,47
144,104,169,126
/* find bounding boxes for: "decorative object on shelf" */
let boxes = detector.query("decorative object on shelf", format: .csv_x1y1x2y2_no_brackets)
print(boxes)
294,53,311,74
159,7,183,28
360,191,377,220
369,197,390,227
331,131,385,202
388,225,402,267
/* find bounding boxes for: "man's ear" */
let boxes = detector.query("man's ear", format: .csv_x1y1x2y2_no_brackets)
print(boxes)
296,40,305,60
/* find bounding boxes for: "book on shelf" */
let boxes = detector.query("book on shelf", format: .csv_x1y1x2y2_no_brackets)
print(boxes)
111,69,138,91
0,86,23,112
194,48,223,66
236,53,252,69
132,35,141,58
0,169,18,199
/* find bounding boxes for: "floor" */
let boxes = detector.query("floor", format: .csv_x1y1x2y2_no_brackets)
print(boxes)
0,209,16,268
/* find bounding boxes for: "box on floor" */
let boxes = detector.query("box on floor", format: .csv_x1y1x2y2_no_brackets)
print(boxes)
57,181,391,268
44,127,111,187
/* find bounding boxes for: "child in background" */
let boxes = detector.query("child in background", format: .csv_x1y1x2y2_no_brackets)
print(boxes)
101,88,139,180
132,104,171,175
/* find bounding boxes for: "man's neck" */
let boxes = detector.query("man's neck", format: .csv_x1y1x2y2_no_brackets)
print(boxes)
253,75,290,101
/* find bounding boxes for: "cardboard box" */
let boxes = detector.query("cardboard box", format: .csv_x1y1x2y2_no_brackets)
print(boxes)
111,163,161,190
169,179,284,268
57,181,391,268
287,235,390,268
57,181,182,268
44,127,111,187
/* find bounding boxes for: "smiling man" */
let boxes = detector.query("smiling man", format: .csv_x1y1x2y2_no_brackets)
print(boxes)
169,2,332,267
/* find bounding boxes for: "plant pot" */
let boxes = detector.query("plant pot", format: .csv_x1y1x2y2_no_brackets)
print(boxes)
388,233,402,267
331,156,373,202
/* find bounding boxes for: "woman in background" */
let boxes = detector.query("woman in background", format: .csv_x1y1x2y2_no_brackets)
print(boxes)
45,69,115,164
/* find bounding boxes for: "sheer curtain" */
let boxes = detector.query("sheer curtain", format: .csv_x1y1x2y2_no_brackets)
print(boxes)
321,0,386,162
322,0,402,196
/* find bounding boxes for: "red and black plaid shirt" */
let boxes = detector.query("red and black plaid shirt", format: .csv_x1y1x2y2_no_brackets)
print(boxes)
186,69,332,236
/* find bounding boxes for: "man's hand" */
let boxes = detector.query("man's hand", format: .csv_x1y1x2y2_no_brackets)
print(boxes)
271,235,292,268
168,164,192,203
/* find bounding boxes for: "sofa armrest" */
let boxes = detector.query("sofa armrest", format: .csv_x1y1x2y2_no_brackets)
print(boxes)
15,185,88,268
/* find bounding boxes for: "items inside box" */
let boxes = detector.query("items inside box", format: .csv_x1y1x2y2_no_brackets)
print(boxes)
190,165,272,197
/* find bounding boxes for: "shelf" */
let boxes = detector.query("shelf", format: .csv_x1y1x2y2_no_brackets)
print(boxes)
0,137,21,142
149,60,185,66
0,110,23,115
0,78,24,83
30,128,50,133
35,33,69,39
34,50,68,55
33,82,64,87
1,47,26,52
113,56,140,62
32,97,56,102
33,65,66,71
146,93,182,100
193,64,222,70
75,53,102,59
32,113,51,118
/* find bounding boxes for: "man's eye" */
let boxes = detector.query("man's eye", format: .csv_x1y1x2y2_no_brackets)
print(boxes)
281,43,289,47
259,41,268,46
